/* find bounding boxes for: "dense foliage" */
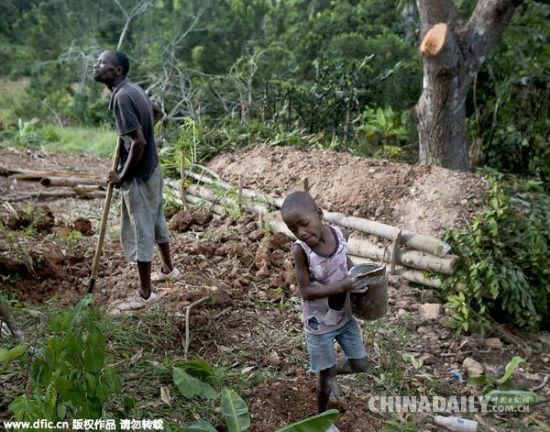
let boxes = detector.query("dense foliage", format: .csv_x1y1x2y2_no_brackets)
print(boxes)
9,296,122,422
1,0,547,183
443,172,550,332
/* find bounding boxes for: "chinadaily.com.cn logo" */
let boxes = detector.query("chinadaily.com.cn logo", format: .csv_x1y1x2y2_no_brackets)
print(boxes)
367,395,530,413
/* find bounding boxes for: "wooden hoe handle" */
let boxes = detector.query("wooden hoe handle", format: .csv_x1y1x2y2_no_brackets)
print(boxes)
87,143,120,294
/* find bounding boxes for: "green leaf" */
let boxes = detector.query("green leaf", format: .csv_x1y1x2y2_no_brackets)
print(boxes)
0,344,26,363
496,356,524,385
173,367,217,400
484,390,538,408
221,388,250,432
185,419,219,432
180,359,216,383
83,331,105,373
276,409,340,432
57,403,67,420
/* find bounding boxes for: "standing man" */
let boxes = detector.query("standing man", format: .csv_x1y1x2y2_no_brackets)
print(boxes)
93,50,181,308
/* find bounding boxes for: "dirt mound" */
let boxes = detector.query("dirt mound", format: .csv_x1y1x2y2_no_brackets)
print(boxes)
209,146,488,237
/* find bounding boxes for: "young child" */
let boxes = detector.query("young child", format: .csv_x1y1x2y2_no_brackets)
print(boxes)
281,191,368,430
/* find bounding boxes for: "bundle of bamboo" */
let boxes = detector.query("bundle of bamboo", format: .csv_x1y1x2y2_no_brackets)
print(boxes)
175,168,458,289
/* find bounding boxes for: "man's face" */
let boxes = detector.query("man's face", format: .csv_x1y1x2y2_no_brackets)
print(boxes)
93,51,119,85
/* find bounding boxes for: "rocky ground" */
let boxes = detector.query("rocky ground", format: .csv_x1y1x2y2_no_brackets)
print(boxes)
0,147,548,431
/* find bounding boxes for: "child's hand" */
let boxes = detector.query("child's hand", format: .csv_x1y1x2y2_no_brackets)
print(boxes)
342,277,357,292
351,278,369,293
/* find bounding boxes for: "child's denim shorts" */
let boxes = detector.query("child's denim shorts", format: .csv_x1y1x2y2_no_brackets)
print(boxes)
304,318,368,373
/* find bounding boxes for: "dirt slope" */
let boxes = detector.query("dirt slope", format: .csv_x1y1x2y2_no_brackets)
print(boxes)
209,146,488,237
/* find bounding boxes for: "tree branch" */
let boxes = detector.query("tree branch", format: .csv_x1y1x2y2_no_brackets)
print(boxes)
463,0,523,71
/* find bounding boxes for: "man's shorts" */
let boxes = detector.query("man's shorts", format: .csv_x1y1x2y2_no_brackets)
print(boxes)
120,164,170,262
304,318,368,373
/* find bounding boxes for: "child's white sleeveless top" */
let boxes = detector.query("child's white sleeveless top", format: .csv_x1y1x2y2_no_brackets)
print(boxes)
294,225,352,335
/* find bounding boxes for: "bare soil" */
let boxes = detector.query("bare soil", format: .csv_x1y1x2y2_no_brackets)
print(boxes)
209,146,488,237
1,148,548,431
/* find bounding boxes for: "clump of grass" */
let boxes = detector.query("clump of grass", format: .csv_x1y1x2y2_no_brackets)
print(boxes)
40,124,116,157
0,120,116,158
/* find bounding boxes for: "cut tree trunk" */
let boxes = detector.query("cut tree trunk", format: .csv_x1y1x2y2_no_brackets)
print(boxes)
414,0,523,171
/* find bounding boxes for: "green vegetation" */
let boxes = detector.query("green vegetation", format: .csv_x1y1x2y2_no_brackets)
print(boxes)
9,296,121,423
0,116,116,158
0,0,547,183
443,172,550,332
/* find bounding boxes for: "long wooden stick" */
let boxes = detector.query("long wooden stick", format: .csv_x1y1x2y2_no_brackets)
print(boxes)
87,144,120,294
0,190,105,202
40,177,105,187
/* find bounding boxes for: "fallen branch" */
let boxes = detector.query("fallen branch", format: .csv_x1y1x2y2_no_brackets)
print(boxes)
0,189,106,202
185,194,228,216
183,185,458,275
40,177,105,187
5,168,99,180
184,296,209,360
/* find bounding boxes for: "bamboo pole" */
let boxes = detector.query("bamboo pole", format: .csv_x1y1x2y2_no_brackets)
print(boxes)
322,210,451,257
186,184,270,215
349,255,442,288
267,217,457,275
184,194,228,216
184,170,283,208
183,169,451,257
183,190,449,289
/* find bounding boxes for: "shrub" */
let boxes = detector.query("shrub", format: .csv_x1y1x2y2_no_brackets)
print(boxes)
442,171,550,332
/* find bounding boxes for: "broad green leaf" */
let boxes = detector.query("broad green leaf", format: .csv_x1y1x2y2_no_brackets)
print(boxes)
276,409,340,432
0,344,26,363
180,359,216,383
57,403,67,420
221,388,250,432
83,331,105,373
496,356,524,385
173,367,217,400
484,390,538,408
185,419,218,432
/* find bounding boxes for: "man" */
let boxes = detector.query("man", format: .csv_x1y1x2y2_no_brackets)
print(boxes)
93,50,181,308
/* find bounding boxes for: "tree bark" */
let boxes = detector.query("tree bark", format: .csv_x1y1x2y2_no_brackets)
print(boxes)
415,0,522,171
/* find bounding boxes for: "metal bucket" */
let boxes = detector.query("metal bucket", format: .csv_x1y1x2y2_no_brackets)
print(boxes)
349,263,388,321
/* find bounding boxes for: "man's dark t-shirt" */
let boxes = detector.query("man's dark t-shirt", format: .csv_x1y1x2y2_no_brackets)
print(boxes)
109,79,158,181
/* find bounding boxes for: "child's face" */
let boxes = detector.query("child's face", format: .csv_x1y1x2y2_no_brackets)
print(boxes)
282,207,323,247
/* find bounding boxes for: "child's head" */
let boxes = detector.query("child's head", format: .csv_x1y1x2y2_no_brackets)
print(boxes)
281,191,324,247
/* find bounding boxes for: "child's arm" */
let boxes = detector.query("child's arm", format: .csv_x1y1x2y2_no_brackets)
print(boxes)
292,244,355,301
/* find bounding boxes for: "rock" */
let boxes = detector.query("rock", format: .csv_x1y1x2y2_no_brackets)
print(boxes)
268,351,281,365
419,290,435,302
484,337,504,350
419,303,441,320
462,357,484,376
72,217,93,236
538,333,550,347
